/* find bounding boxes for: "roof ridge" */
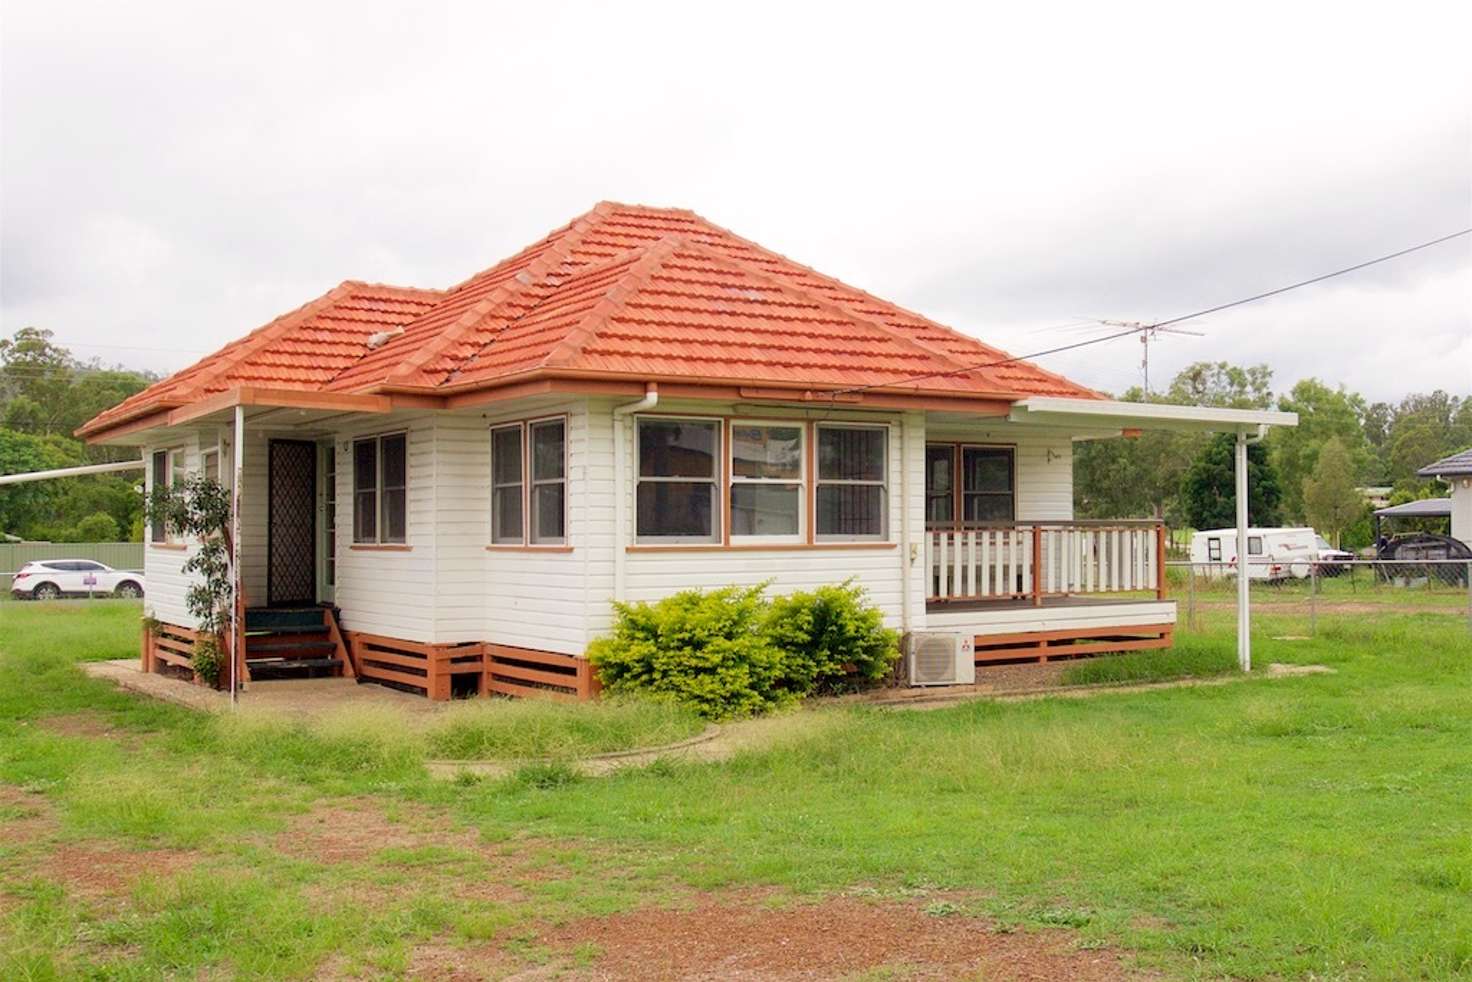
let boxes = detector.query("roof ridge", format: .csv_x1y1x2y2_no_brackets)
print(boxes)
683,208,1100,397
540,236,688,370
374,215,604,389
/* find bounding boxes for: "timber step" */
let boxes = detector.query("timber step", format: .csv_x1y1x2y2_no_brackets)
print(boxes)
248,656,343,679
241,606,352,681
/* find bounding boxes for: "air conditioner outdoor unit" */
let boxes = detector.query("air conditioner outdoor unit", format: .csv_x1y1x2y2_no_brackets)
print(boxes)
905,632,975,687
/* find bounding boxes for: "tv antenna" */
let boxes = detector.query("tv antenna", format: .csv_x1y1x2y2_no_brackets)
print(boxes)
1098,320,1205,395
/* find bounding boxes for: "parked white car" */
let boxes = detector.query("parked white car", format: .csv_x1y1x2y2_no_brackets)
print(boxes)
9,560,146,600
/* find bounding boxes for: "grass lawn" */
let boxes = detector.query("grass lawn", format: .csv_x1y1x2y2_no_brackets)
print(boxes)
3,600,1471,978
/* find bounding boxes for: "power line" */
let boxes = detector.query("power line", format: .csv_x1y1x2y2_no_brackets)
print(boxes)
828,227,1472,398
1150,227,1471,330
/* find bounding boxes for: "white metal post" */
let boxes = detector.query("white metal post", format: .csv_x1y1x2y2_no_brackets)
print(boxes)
230,406,245,707
1235,430,1251,672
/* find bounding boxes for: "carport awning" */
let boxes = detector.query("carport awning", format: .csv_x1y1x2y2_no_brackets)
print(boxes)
1008,397,1298,433
1373,498,1452,519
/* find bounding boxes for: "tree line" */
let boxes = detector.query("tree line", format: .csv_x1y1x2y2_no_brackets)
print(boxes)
1074,361,1472,546
0,328,154,541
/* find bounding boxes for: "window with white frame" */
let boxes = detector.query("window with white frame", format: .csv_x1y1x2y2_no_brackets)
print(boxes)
529,419,567,544
1247,535,1264,556
352,433,407,544
815,425,887,540
200,448,220,483
636,417,720,542
730,422,804,539
490,424,524,543
490,418,568,545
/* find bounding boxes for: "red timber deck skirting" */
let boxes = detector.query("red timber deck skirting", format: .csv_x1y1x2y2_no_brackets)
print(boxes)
341,633,599,702
141,621,211,684
973,623,1174,665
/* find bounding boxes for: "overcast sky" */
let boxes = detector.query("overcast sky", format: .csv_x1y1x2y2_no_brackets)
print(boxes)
3,1,1469,403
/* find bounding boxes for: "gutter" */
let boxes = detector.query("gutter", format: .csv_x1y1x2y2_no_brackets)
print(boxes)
612,383,659,603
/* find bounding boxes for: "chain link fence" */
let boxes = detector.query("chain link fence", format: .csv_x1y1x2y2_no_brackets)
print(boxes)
1169,558,1472,634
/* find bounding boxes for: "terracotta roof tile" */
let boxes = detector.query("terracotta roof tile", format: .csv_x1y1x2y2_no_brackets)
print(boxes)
80,202,1100,436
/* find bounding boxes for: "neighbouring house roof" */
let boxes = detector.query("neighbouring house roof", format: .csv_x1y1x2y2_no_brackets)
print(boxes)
1373,498,1453,519
1418,448,1472,478
78,202,1102,440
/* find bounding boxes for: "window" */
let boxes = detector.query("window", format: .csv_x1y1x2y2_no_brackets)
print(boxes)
201,449,219,483
150,451,169,542
925,445,955,527
529,419,567,544
637,417,720,541
352,433,407,544
490,424,524,543
491,418,568,545
1207,537,1222,562
730,422,804,539
816,425,887,540
961,447,1014,523
1247,536,1264,556
149,449,184,543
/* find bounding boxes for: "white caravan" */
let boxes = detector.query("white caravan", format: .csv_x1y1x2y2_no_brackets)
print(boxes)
1189,527,1319,580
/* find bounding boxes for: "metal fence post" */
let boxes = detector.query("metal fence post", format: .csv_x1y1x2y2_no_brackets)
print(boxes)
1466,561,1471,635
1309,562,1317,637
1187,563,1196,632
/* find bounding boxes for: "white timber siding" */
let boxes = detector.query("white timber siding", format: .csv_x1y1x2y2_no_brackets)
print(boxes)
585,400,926,642
476,399,591,655
330,415,437,641
141,434,201,628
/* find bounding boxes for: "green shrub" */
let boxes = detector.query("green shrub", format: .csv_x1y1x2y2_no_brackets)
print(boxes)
589,585,792,720
765,580,899,694
191,637,222,688
589,581,898,718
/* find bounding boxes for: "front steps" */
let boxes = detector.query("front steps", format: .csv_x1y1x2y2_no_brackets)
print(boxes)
244,607,350,680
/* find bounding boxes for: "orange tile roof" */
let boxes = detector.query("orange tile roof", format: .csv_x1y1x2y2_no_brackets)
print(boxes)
80,203,1099,437
79,281,442,435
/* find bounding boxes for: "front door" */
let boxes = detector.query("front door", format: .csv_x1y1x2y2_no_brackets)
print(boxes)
267,439,317,606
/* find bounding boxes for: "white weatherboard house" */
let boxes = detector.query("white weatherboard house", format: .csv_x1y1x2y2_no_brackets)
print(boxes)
1418,448,1472,547
77,203,1296,699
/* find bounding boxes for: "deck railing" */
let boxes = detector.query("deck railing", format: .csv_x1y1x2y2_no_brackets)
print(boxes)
926,521,1166,604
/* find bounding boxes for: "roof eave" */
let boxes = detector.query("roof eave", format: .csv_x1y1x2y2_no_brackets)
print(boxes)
1010,397,1299,432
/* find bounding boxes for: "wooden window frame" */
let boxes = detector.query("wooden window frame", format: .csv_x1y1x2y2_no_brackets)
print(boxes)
635,414,724,545
814,423,889,543
490,421,526,545
351,431,408,546
924,442,1017,531
728,418,806,545
149,447,187,547
488,414,571,549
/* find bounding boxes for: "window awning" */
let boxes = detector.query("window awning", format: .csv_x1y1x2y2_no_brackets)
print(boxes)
1008,397,1298,433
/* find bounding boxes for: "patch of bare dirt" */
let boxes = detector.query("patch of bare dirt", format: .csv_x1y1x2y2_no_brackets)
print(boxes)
38,710,143,748
500,895,1145,981
46,843,199,899
0,784,58,846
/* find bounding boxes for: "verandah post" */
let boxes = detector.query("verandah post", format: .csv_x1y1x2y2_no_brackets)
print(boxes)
1031,525,1043,606
1155,522,1168,600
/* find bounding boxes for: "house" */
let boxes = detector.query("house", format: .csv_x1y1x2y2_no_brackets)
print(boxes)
77,202,1296,699
1417,448,1472,546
